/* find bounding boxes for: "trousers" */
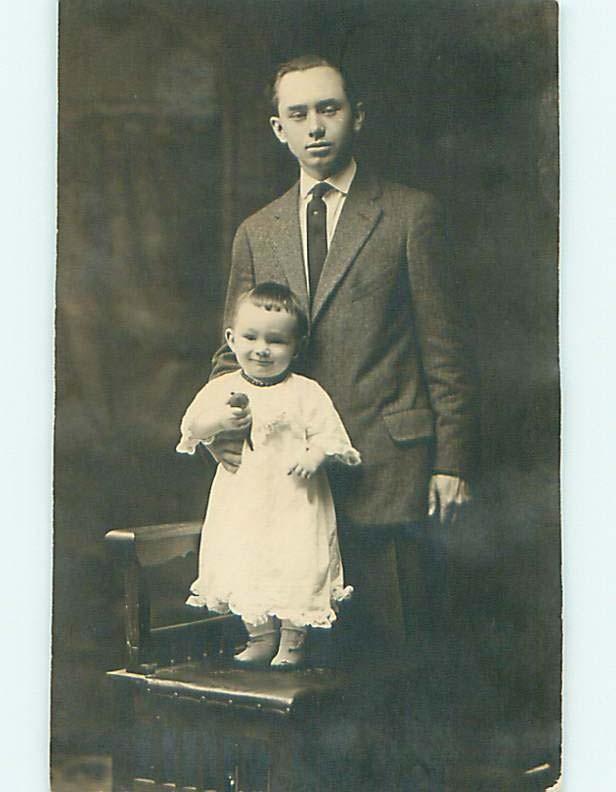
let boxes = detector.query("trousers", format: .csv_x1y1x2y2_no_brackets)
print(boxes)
333,521,450,666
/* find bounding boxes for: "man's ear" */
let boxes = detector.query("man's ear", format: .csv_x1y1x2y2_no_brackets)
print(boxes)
353,102,365,134
270,116,287,144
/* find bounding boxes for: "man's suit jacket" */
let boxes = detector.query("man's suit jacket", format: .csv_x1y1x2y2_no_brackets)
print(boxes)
212,167,477,527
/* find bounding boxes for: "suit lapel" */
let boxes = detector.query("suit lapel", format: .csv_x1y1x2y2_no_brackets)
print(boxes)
311,170,383,323
270,183,310,319
269,171,383,326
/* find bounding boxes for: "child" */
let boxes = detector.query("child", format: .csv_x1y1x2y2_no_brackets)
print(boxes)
176,282,360,668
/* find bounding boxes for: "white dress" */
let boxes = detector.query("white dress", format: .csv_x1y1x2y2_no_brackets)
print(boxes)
176,371,360,628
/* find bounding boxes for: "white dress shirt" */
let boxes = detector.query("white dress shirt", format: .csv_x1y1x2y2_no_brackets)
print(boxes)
299,159,357,296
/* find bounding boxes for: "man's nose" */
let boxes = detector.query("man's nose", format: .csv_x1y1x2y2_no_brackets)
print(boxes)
308,112,325,138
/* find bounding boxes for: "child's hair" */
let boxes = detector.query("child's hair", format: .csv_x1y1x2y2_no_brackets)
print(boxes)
234,282,309,340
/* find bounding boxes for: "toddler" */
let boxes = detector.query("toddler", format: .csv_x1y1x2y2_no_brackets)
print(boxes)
177,282,359,668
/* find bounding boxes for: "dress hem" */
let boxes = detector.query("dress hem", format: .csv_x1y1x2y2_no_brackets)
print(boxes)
185,585,353,629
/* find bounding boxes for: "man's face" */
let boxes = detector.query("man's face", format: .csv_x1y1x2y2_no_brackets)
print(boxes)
270,66,364,180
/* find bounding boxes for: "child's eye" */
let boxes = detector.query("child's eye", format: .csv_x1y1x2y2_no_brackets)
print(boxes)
243,334,256,341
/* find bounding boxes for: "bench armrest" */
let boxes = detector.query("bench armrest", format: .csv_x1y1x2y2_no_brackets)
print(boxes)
105,520,202,567
105,520,232,672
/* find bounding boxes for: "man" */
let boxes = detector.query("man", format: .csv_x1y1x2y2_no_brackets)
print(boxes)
209,55,477,659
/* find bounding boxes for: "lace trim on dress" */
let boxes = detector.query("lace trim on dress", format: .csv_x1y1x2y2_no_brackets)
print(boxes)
176,435,200,455
185,585,354,629
325,447,362,466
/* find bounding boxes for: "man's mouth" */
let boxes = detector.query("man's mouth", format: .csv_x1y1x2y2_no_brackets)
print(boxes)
306,142,331,150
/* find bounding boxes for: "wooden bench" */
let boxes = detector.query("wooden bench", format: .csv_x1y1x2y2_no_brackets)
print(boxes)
106,522,404,792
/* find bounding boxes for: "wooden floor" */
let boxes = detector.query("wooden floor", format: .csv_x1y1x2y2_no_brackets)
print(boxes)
50,753,560,792
51,755,112,792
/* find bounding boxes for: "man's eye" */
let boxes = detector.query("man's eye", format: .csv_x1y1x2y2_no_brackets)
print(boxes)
289,111,306,120
322,105,338,115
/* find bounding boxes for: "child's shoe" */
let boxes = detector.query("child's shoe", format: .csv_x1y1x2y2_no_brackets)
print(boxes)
270,624,307,669
234,618,278,667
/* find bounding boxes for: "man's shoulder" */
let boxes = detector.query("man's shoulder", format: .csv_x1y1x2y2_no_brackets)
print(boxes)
236,183,298,233
327,164,440,215
234,171,440,236
369,177,444,228
376,175,440,210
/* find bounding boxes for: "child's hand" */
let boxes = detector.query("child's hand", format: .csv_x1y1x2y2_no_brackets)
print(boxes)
187,404,252,441
225,392,254,449
189,395,251,439
287,448,326,479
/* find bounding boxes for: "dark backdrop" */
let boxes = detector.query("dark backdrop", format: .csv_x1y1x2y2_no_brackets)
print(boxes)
54,0,560,777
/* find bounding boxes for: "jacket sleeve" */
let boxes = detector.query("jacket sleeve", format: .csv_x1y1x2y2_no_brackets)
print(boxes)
210,222,256,379
405,194,479,480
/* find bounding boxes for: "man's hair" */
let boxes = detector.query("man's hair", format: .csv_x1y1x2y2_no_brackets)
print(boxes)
270,55,358,113
234,282,309,340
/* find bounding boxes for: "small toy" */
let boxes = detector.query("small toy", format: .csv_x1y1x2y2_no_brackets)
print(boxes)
227,391,253,450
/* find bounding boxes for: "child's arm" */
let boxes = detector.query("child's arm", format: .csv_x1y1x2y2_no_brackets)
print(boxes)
177,389,251,455
287,379,361,476
186,404,250,443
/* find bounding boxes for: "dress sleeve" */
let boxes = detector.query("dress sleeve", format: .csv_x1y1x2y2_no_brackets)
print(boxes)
176,380,220,455
303,380,361,467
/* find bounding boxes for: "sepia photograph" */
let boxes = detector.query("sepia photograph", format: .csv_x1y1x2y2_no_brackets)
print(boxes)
51,1,561,789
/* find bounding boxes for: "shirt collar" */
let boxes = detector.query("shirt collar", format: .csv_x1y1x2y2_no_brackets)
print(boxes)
299,158,357,199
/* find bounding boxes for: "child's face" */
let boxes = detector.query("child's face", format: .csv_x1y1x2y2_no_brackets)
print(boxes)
226,301,299,380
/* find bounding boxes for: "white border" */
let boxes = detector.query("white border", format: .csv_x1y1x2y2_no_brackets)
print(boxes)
560,0,616,788
0,2,56,787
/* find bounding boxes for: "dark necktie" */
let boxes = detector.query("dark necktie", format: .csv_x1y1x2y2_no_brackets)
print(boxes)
307,182,332,303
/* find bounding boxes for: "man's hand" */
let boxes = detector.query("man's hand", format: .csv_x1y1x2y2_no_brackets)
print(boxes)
206,433,245,474
428,474,471,527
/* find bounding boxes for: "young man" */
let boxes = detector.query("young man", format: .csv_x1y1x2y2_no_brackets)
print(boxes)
210,55,477,657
